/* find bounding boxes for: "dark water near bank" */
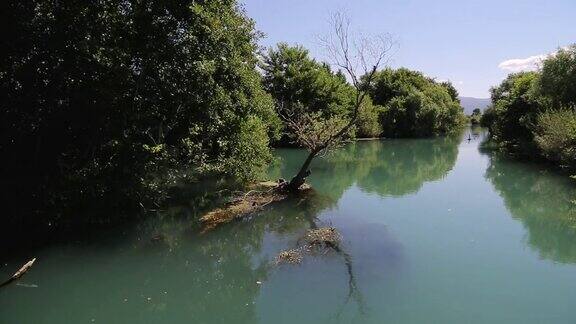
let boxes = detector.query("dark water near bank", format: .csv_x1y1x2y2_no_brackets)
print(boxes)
2,128,576,323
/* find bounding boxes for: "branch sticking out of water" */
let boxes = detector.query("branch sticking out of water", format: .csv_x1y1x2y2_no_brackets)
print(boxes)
0,258,36,288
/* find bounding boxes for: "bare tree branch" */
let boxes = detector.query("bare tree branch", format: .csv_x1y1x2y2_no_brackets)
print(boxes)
286,11,393,192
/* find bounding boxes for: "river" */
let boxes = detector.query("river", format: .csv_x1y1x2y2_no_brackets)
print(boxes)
2,127,576,323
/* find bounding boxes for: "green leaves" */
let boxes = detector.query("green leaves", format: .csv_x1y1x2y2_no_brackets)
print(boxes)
0,0,278,226
537,45,576,108
484,72,540,145
534,109,576,168
485,44,576,172
368,68,465,137
261,43,356,138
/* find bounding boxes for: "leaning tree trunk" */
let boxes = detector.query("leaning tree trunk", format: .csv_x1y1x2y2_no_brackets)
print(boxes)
287,150,317,192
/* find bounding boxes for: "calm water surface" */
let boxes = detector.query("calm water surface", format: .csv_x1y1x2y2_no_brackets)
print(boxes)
2,128,576,323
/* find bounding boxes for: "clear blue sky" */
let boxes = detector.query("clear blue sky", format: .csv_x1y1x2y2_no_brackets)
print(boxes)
241,0,575,98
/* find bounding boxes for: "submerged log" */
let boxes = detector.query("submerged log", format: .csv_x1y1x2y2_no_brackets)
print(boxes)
199,182,287,233
0,258,36,288
199,181,313,233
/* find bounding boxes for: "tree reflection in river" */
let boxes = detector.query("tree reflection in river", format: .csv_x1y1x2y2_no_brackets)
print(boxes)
356,135,461,197
0,192,327,323
272,131,462,202
484,153,576,264
2,134,459,323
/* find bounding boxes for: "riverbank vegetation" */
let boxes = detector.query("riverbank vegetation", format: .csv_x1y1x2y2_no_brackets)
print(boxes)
367,68,466,137
1,1,465,234
469,108,482,125
481,45,576,172
1,1,280,232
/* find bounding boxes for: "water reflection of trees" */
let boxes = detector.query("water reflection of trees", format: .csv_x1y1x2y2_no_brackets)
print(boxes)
3,135,461,322
484,154,576,264
139,193,347,322
273,133,461,201
357,136,461,196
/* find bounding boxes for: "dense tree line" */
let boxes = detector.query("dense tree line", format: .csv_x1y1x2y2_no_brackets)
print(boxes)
469,108,482,125
0,1,465,229
481,45,576,171
366,68,466,137
261,46,465,140
0,0,279,228
260,43,383,143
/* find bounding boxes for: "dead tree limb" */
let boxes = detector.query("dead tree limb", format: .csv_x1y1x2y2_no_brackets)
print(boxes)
285,12,393,192
0,258,36,288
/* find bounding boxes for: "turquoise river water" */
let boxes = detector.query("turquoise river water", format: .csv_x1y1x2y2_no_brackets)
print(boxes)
2,128,576,323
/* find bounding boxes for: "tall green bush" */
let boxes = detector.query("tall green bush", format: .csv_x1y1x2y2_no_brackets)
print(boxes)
356,98,383,138
534,110,576,169
485,72,541,149
537,45,576,108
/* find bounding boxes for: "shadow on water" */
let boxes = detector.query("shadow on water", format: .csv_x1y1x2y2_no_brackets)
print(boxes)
481,144,576,264
0,193,326,323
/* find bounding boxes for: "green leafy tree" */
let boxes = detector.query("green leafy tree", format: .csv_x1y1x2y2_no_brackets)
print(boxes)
0,0,279,228
261,43,356,143
356,98,383,138
484,44,576,172
367,68,465,137
536,45,576,108
486,72,541,148
469,108,482,125
440,81,461,103
480,106,497,129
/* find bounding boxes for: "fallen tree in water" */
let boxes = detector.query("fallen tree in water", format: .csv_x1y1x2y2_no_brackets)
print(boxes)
275,222,365,315
278,13,391,193
0,258,36,288
199,180,312,232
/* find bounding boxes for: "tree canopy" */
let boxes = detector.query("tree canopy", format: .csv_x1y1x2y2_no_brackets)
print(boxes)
366,68,465,137
0,2,474,229
482,44,576,170
0,0,279,227
261,43,355,118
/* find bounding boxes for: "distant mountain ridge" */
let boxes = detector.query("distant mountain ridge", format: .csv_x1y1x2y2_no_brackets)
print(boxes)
459,97,491,115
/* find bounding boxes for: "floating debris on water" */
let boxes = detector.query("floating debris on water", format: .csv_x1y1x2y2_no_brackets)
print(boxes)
305,227,341,247
274,227,342,266
275,249,303,265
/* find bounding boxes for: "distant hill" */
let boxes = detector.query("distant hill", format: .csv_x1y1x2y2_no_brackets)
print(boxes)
459,97,491,115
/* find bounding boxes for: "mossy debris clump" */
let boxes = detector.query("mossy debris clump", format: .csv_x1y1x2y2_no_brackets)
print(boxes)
199,180,315,233
275,227,342,266
304,227,341,247
275,249,303,265
199,181,288,232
